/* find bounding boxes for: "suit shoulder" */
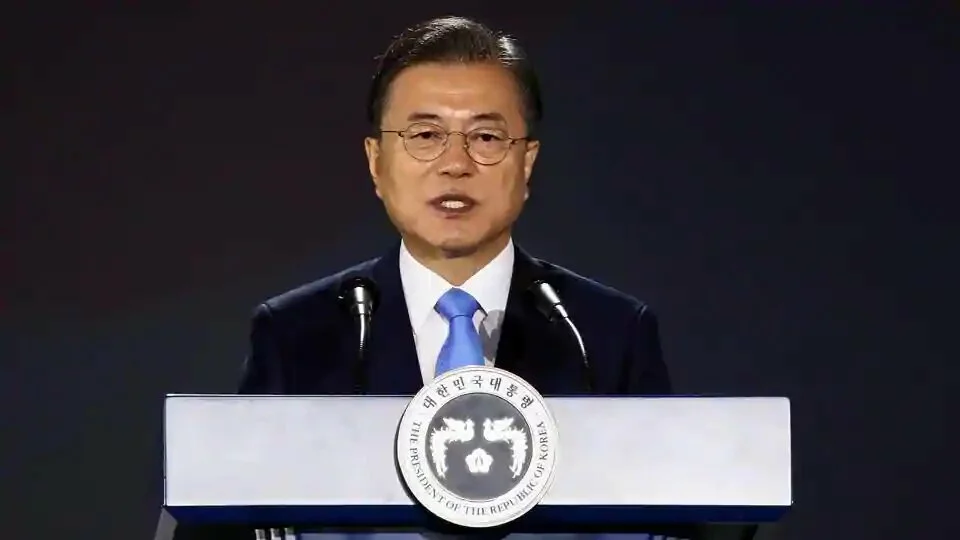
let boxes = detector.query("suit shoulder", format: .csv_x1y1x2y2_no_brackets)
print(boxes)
255,256,380,318
535,258,652,316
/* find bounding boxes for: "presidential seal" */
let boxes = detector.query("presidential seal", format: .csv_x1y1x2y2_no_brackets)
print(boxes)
395,366,559,528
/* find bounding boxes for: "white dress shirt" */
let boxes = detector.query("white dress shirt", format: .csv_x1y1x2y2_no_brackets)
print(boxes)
398,239,515,384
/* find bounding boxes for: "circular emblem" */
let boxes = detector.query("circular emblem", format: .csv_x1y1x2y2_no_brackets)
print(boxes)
395,366,559,528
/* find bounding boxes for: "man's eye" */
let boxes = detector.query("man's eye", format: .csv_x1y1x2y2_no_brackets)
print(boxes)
473,132,505,142
409,130,441,140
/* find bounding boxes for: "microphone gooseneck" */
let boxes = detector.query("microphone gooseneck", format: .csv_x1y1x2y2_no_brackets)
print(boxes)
338,276,379,393
528,280,595,392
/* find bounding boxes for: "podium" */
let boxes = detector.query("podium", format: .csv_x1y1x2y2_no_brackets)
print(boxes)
156,392,791,539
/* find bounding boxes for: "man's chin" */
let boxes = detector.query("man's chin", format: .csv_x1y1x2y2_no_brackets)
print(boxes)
405,229,508,259
421,233,487,258
435,240,482,259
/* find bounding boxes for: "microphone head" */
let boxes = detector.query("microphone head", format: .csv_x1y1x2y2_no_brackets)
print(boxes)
338,276,379,317
528,279,566,321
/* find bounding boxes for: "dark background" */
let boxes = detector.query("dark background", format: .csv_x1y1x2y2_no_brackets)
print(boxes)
4,4,957,539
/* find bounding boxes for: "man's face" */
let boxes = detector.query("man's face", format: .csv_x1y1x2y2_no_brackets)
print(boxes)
364,62,540,258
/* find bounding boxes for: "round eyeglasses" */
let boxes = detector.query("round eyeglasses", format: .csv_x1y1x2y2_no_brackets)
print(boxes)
380,122,528,165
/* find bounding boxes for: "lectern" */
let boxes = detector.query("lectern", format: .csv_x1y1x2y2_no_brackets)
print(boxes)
156,390,791,539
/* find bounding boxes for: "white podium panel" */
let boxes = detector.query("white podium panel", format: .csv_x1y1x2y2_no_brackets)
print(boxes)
163,394,791,530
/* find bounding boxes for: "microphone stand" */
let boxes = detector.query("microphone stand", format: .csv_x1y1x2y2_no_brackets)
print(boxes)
529,280,595,393
352,309,372,394
338,277,378,394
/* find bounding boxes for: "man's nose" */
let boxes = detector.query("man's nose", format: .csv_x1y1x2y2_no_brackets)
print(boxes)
437,133,475,176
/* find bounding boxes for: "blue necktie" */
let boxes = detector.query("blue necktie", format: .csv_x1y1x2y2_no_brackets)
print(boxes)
434,288,485,377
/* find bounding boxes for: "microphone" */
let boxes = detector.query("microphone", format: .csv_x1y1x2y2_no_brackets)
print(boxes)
338,276,379,393
528,280,595,392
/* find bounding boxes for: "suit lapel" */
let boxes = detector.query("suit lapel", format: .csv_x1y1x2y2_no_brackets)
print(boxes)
362,243,423,395
496,244,590,395
495,245,550,386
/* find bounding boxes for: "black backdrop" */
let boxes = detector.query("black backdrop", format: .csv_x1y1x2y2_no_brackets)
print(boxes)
5,4,957,539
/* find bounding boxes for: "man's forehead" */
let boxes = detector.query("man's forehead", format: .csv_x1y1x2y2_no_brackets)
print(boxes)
384,63,525,123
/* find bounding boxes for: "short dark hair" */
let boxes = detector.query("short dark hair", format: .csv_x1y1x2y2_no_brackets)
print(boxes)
366,16,543,139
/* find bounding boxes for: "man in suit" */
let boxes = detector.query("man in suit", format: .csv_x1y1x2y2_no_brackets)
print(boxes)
238,15,671,398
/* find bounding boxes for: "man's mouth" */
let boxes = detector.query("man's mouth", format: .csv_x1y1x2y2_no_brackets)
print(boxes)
429,194,477,214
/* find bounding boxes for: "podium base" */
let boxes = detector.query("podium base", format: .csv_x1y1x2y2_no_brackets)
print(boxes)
156,508,775,540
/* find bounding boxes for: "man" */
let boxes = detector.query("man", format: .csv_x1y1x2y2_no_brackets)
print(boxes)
238,16,671,398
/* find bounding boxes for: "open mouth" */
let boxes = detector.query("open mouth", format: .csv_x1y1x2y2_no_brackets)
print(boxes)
429,194,478,214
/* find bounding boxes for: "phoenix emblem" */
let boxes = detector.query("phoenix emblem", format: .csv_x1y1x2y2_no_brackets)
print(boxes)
483,417,528,478
429,417,529,479
429,418,475,478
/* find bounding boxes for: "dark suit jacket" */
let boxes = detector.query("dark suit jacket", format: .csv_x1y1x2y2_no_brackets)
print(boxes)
238,242,670,396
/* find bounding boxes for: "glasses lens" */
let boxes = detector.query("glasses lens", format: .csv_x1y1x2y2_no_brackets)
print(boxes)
467,130,510,164
402,123,446,160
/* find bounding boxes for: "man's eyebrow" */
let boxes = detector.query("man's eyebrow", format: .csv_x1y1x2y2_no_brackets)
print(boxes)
470,112,507,123
404,112,508,123
406,112,443,122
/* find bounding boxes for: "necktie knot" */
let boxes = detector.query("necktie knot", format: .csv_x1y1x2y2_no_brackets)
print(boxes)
435,288,481,321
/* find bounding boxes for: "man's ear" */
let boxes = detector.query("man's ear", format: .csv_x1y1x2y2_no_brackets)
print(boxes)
364,136,383,199
522,140,541,200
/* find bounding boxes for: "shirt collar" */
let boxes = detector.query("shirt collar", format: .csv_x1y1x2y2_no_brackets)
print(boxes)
399,238,515,333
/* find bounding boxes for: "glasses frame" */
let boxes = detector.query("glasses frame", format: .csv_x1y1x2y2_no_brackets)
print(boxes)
380,122,529,165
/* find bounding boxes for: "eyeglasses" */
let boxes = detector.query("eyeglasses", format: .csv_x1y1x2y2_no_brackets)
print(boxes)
380,122,529,165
